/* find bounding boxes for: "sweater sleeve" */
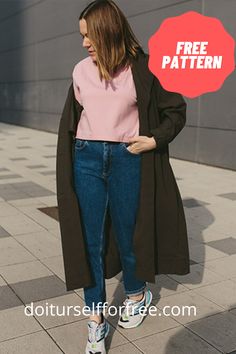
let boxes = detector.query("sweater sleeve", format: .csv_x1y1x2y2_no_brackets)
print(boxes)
150,77,187,151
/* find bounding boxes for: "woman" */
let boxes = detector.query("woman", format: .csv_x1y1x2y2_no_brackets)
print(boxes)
56,1,190,353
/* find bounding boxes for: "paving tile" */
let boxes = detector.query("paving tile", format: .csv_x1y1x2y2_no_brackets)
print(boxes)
0,184,30,200
46,227,61,240
37,206,58,221
153,289,224,324
35,195,58,206
14,231,62,258
167,263,224,289
26,164,47,169
40,256,65,282
0,174,22,180
3,131,14,135
10,275,70,304
205,237,236,255
10,157,28,161
48,317,128,353
188,223,227,243
0,225,11,238
201,255,236,278
109,305,180,342
197,218,236,239
9,197,47,207
0,285,23,310
0,331,63,353
0,213,44,235
146,275,189,299
189,242,227,263
133,326,221,354
0,202,19,217
189,259,198,265
183,198,209,208
0,305,41,342
188,234,201,244
108,343,143,353
0,260,53,283
0,130,13,135
0,182,54,201
185,208,214,230
40,170,56,175
229,308,236,318
0,237,36,266
230,276,236,285
15,206,58,229
193,280,236,310
11,181,55,198
25,293,86,329
217,192,236,200
0,275,6,286
187,311,236,353
17,146,31,149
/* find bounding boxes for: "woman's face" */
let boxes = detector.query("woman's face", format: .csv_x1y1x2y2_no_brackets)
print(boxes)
79,19,97,62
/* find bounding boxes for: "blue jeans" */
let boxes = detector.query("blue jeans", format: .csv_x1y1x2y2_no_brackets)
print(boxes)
73,139,146,313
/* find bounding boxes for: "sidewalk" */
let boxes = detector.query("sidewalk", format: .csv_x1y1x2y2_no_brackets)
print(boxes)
0,121,236,354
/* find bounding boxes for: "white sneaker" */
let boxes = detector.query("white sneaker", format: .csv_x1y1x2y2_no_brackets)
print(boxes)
118,289,153,329
85,315,110,354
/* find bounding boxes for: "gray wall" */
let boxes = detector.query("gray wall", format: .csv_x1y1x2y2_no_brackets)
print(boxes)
0,0,235,170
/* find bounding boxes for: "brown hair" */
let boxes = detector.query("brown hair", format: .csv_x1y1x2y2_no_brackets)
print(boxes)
79,0,144,81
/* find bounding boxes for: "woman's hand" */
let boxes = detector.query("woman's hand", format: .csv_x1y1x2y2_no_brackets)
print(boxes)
127,136,157,154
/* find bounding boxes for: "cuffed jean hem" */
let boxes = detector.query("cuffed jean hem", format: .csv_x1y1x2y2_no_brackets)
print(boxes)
125,283,147,297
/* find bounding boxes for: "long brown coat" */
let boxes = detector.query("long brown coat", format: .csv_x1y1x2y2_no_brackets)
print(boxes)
56,51,190,291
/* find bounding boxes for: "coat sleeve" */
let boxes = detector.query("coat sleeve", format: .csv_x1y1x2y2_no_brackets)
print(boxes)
56,82,83,196
149,77,187,151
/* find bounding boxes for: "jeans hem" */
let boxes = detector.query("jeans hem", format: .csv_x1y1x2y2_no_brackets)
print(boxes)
125,284,147,296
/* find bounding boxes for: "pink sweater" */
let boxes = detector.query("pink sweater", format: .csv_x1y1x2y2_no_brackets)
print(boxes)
72,56,139,143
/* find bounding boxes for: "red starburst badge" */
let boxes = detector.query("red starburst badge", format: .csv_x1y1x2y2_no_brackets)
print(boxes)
148,11,235,98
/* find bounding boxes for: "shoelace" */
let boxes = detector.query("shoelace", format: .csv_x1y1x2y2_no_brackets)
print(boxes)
122,294,145,316
88,322,106,343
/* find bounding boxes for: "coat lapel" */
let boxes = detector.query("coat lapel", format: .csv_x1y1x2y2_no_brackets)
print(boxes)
130,52,154,135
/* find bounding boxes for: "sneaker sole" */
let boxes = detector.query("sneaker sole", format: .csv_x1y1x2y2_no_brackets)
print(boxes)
85,320,110,354
118,290,153,329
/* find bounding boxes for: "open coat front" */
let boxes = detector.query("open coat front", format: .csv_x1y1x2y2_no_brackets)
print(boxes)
56,51,190,291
